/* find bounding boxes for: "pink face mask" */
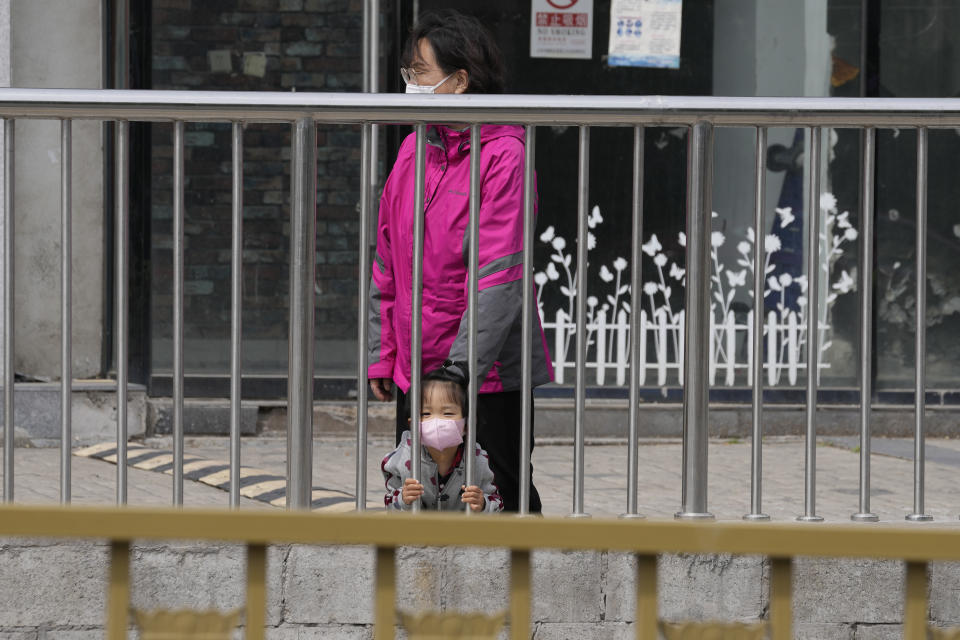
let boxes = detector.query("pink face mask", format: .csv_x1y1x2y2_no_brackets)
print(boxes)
420,418,465,450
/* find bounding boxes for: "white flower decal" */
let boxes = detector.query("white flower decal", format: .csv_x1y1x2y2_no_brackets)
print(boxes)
726,270,746,287
833,270,855,293
776,207,795,229
532,196,856,389
820,192,838,214
642,234,662,256
588,205,603,229
765,235,782,253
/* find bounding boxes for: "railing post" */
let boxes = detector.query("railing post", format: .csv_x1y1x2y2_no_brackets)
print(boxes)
3,118,13,503
286,118,317,510
635,554,657,639
60,118,73,504
510,550,531,640
172,120,185,507
356,123,372,511
798,127,824,523
374,546,396,640
357,0,379,511
229,121,244,509
519,124,536,515
115,119,129,506
908,127,932,522
106,540,130,640
676,120,714,521
409,124,427,513
769,557,792,640
464,123,481,513
571,124,590,519
852,126,878,522
904,561,928,640
623,126,645,520
745,126,769,521
245,544,267,640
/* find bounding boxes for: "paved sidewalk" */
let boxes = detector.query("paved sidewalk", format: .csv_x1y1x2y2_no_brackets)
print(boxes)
4,435,960,523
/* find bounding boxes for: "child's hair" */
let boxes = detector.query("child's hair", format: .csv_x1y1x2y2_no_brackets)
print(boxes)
406,360,469,420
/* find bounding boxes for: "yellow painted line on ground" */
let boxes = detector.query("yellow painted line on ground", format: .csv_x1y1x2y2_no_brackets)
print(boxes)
126,447,157,460
239,466,274,478
73,441,376,512
74,442,119,457
135,454,175,471
242,479,287,497
311,489,352,500
197,469,232,486
182,460,224,475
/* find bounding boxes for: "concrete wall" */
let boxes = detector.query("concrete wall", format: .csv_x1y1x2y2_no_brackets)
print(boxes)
9,0,104,379
1,540,959,638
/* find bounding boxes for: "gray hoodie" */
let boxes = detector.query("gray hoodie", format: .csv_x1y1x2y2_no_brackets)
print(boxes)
381,430,503,513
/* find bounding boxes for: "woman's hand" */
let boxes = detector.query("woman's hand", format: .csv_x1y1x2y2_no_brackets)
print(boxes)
370,378,394,401
461,485,485,512
402,477,423,505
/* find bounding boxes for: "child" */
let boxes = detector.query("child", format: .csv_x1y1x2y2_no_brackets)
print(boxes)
382,361,503,512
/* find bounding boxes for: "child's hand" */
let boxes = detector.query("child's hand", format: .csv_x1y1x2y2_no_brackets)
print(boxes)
461,485,485,512
402,477,423,505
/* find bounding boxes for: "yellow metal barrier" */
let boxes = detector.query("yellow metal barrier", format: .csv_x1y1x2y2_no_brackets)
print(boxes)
2,504,960,639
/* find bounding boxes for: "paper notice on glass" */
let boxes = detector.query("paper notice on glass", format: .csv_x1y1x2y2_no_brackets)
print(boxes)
608,0,683,68
530,0,594,60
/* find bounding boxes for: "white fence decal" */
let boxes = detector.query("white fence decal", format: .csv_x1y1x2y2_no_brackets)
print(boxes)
535,197,857,387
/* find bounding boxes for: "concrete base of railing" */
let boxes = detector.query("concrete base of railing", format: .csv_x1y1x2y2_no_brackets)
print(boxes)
0,381,146,447
0,538,957,638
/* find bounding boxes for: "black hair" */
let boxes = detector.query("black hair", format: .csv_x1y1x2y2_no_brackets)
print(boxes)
404,360,470,420
400,10,505,94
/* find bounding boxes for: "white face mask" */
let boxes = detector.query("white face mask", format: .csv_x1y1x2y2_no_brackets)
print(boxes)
420,417,465,450
404,72,455,94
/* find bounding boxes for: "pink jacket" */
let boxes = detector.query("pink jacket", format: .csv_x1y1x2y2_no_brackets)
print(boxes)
367,124,552,394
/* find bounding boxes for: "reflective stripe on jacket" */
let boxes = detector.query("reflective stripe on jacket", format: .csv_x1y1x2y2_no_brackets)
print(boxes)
367,124,553,393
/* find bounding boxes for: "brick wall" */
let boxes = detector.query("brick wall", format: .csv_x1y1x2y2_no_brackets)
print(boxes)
150,0,371,372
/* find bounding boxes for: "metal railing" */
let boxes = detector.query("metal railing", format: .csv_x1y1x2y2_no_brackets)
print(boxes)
0,89,959,521
3,503,960,639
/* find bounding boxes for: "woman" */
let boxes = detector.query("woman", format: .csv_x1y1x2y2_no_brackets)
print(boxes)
367,10,552,513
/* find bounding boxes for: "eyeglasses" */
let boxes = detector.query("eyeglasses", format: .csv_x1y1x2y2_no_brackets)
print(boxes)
400,68,418,85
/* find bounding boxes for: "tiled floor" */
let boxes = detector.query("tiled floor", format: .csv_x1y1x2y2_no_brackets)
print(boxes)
8,433,959,525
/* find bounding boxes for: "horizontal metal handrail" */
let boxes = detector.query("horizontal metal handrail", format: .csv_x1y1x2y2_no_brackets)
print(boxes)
3,504,960,560
0,88,958,125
